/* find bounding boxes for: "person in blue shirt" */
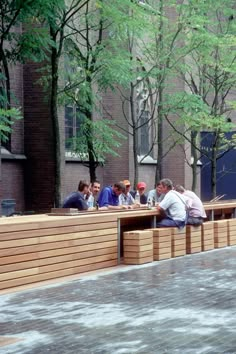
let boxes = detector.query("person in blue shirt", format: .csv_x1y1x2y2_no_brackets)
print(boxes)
98,182,128,210
63,180,90,211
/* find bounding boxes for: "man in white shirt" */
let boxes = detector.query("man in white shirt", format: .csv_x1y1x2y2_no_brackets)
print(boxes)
175,185,206,225
119,180,135,207
86,180,101,208
156,178,187,228
147,182,165,204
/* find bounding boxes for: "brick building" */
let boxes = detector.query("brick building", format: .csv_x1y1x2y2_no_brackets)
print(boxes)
0,56,190,214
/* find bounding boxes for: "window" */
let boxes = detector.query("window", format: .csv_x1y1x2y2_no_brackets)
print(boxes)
0,83,11,151
65,105,84,150
139,110,150,155
136,77,152,157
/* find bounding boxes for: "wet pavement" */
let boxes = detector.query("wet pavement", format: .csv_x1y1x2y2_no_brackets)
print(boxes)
0,247,236,354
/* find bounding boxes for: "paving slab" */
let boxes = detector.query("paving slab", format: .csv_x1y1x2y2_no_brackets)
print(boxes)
0,247,236,354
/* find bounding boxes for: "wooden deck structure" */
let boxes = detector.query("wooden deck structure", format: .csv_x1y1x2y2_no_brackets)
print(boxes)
1,201,236,291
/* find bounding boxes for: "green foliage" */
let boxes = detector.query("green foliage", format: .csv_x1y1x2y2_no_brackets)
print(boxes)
67,118,125,163
0,107,22,142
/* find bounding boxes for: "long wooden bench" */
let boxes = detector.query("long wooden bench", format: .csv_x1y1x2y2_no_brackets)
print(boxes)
1,202,236,291
0,209,158,291
0,214,119,290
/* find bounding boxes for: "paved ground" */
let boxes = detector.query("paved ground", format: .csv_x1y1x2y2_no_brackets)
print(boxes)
1,247,236,354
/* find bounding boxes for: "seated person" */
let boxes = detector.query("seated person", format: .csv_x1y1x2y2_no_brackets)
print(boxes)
98,182,128,210
130,182,147,204
63,180,90,211
119,180,135,207
147,182,165,204
175,185,206,226
86,180,101,208
156,178,187,228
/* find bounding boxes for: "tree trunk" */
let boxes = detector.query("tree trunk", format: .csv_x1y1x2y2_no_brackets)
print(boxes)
86,110,97,183
156,85,164,184
50,46,63,207
191,131,198,192
133,131,139,188
155,0,164,185
130,82,139,187
211,133,217,198
85,80,97,182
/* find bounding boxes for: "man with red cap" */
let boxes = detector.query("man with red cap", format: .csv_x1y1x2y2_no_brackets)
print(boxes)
131,181,147,205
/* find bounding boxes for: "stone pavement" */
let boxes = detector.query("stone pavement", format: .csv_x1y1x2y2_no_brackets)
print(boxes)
1,247,236,354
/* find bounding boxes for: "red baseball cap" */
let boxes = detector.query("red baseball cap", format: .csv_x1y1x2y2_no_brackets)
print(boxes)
137,182,146,189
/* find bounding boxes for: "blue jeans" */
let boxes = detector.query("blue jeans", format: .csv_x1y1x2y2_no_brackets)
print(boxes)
156,216,185,229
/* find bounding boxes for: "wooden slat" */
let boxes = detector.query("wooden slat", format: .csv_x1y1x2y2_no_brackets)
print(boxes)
0,228,117,249
0,240,117,267
124,250,153,258
0,221,118,241
0,234,118,259
0,209,159,233
0,251,117,281
123,256,153,265
0,259,118,290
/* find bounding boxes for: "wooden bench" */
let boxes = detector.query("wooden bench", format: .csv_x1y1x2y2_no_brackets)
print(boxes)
123,230,153,264
213,220,228,248
147,228,172,261
171,228,186,258
201,222,214,251
186,225,202,254
0,214,118,290
227,219,236,246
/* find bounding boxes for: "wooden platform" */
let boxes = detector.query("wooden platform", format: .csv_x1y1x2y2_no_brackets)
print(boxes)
1,200,236,291
0,209,158,290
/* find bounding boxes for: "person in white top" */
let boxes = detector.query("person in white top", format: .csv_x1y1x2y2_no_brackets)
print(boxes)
175,185,206,225
86,180,101,208
147,182,165,204
156,178,187,228
119,180,135,207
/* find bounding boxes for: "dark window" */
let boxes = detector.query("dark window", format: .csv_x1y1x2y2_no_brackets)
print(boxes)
139,110,150,155
0,85,11,150
65,105,85,150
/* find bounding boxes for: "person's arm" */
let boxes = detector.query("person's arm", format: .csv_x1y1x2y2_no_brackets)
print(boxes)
156,193,170,216
77,196,88,211
156,204,166,217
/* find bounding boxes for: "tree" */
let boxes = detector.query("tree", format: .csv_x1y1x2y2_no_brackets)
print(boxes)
60,0,125,182
173,0,236,197
0,0,53,142
36,0,92,206
97,0,157,187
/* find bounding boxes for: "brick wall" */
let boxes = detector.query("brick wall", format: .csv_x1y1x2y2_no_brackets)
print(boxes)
102,89,130,186
1,160,25,213
64,162,104,200
23,62,56,212
0,57,25,213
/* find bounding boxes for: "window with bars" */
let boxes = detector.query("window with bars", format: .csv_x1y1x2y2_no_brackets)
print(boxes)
138,110,150,156
65,105,84,150
0,84,11,151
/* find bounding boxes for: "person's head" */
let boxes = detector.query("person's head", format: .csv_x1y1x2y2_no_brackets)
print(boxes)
137,182,147,195
156,182,162,195
175,185,185,194
159,178,173,194
113,182,126,196
78,180,90,194
90,180,101,196
122,180,131,195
